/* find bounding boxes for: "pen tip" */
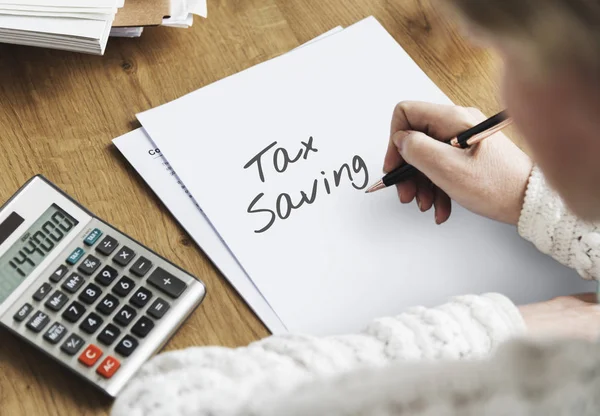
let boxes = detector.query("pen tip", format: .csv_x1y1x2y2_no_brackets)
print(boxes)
365,180,385,194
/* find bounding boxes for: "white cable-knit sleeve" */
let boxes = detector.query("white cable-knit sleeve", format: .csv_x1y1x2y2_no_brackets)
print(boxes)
518,166,600,280
111,293,524,416
256,338,600,416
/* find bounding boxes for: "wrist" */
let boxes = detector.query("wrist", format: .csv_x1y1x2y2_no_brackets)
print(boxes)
508,159,534,226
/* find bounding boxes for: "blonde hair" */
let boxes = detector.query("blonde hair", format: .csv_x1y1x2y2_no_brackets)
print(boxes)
447,0,600,71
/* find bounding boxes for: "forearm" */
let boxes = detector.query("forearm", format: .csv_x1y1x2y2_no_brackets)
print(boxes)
257,338,600,416
519,166,600,280
111,294,525,416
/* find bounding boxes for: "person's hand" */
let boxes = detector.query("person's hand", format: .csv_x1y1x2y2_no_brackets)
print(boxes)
383,101,533,225
518,294,600,340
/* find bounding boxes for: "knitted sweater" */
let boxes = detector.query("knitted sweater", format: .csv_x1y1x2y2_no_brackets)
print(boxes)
111,167,600,416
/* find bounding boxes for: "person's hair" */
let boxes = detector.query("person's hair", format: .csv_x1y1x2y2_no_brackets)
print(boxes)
447,0,600,72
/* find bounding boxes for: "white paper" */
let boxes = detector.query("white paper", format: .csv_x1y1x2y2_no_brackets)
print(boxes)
162,0,207,27
0,8,110,19
0,14,108,37
138,17,594,335
112,28,345,334
0,5,114,54
0,0,121,8
0,4,116,13
187,0,207,18
162,13,193,28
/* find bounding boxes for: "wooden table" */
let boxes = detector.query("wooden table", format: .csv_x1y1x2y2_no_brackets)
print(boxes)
0,1,503,414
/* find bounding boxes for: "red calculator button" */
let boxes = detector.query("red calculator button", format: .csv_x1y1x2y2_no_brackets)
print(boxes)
78,344,102,367
96,356,121,378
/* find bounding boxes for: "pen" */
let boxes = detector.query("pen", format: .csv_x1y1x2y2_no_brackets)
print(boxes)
365,110,513,193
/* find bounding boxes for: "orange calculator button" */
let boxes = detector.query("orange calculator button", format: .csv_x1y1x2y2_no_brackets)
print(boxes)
96,356,121,378
78,344,102,367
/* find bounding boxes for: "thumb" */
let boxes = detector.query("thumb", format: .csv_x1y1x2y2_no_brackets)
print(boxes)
392,130,466,185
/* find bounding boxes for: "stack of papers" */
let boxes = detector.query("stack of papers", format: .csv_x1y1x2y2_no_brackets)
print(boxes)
0,0,124,54
114,17,592,335
111,0,208,38
0,0,208,52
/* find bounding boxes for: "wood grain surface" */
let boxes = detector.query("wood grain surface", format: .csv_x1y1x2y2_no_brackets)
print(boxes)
0,1,504,414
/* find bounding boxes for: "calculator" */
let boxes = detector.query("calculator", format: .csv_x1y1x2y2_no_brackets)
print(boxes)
0,176,206,397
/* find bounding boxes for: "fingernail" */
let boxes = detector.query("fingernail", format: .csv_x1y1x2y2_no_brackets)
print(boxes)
434,210,440,224
417,196,422,211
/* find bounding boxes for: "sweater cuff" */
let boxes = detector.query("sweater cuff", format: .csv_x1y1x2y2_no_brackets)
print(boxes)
448,293,526,352
482,293,526,335
518,166,600,279
518,166,576,266
385,293,526,361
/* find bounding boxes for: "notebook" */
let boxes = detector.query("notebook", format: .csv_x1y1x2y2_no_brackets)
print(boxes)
133,17,593,335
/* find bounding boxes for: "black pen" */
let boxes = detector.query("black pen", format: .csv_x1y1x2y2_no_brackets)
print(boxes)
365,111,512,193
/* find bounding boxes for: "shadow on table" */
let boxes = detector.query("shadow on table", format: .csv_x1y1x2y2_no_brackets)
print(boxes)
0,326,114,414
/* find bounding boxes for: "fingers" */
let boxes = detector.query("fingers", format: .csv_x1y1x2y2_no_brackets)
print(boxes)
433,187,452,224
384,103,477,173
384,102,486,225
395,174,434,212
396,179,417,204
392,130,466,189
415,175,434,212
384,131,405,173
398,178,450,222
391,101,479,140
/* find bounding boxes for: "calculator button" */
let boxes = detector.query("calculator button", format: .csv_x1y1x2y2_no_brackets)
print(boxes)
115,335,138,357
62,301,86,323
95,265,118,286
26,310,50,333
147,268,187,298
50,265,68,283
113,246,135,267
84,228,103,246
62,273,84,294
61,333,84,356
129,287,152,308
147,298,170,319
113,305,137,327
130,256,153,277
32,283,52,301
97,324,121,346
131,316,154,338
66,247,85,265
96,356,121,379
79,283,102,305
43,322,67,344
80,312,104,334
44,290,69,311
96,235,118,256
78,254,101,276
112,276,135,297
78,344,103,367
96,294,120,316
13,303,33,322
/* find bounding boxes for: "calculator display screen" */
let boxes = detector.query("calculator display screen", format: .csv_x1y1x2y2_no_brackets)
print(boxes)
0,204,78,304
